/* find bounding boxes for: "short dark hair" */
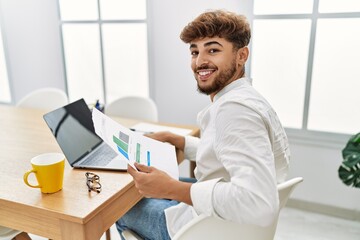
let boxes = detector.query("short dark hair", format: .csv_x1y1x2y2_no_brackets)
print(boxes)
180,10,251,50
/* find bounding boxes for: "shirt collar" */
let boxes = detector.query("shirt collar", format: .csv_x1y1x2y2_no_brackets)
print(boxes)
213,77,252,102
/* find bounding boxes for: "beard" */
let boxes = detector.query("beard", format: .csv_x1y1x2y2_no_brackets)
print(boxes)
195,59,237,95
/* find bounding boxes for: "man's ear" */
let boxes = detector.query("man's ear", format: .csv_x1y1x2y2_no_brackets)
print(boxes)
237,47,249,66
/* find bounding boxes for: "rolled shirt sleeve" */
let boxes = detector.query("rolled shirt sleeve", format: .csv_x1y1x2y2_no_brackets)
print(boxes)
190,178,222,216
184,135,199,161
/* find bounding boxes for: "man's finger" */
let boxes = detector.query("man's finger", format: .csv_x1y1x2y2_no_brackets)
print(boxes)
134,162,152,173
127,164,137,177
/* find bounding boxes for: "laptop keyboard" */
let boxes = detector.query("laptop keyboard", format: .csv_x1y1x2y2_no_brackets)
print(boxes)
81,144,117,166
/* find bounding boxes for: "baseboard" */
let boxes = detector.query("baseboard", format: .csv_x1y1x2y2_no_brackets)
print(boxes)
287,199,360,222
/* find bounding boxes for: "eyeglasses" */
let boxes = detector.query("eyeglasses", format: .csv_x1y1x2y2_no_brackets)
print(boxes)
85,172,102,193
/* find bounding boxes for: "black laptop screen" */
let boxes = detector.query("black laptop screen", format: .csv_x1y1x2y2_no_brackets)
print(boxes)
43,98,102,165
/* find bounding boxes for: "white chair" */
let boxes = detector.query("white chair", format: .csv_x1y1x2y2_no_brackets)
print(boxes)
0,226,22,240
105,96,158,122
122,177,303,240
17,87,68,110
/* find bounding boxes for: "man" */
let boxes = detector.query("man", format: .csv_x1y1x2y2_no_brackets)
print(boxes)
116,10,290,239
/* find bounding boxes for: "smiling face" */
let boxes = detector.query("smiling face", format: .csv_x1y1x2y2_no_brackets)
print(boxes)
190,37,248,99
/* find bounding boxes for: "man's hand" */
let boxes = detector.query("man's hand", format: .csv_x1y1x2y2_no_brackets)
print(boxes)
127,163,174,198
145,131,185,151
128,163,193,205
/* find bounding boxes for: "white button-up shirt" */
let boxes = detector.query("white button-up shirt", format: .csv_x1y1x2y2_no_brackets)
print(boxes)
165,77,290,237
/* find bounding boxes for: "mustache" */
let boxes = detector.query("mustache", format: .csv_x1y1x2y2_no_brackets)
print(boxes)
195,64,217,72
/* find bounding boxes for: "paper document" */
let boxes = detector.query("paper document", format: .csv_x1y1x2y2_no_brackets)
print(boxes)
130,122,193,136
92,109,179,180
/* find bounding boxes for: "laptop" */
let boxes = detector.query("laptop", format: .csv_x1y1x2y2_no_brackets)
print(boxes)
43,98,127,171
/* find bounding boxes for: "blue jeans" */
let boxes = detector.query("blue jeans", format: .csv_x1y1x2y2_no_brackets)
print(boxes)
116,198,179,240
116,178,196,240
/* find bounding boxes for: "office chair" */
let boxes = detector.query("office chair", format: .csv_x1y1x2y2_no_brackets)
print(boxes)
105,96,158,122
121,177,304,240
16,87,68,110
0,226,22,240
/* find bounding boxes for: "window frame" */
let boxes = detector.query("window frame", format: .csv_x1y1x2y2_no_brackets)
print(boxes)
57,0,150,105
248,0,360,148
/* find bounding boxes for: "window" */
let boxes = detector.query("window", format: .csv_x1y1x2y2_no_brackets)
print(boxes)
251,0,360,136
59,0,148,105
0,21,11,103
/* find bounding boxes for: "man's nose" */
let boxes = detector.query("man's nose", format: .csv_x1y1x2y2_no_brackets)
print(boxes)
195,53,209,66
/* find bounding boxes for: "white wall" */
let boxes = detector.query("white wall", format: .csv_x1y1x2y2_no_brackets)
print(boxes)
1,0,359,218
288,140,360,215
0,0,65,103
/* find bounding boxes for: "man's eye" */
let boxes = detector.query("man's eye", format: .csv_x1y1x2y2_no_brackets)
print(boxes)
209,49,219,53
191,51,199,56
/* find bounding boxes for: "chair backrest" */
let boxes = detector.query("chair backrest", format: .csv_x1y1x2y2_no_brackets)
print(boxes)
277,177,303,209
105,96,158,122
17,88,68,111
0,226,21,240
172,177,304,240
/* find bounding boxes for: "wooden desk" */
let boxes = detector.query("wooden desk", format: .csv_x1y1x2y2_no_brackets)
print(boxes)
0,105,199,240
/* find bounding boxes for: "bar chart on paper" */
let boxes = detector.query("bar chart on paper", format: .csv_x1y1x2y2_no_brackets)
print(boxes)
112,131,130,160
92,108,179,179
112,130,151,166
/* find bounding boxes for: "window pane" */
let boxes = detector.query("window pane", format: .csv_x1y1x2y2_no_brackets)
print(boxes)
59,0,98,21
0,29,11,103
319,0,360,13
102,23,149,103
62,24,104,104
254,0,314,14
308,18,360,134
100,0,147,20
251,19,311,128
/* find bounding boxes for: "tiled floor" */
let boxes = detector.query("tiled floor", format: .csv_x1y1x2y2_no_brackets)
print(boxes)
29,207,360,240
